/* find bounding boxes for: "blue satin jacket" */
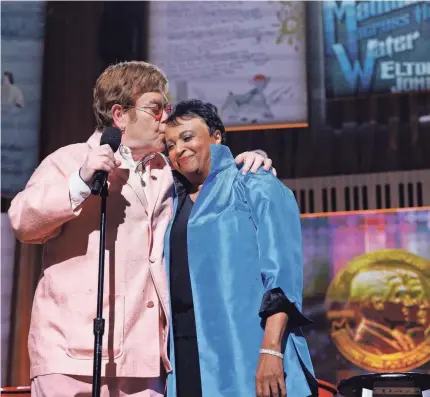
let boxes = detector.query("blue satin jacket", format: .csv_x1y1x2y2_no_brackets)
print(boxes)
164,144,318,397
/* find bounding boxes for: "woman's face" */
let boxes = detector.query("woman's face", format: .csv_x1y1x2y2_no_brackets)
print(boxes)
165,116,222,183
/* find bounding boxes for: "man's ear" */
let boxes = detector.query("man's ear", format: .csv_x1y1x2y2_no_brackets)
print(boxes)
111,104,126,130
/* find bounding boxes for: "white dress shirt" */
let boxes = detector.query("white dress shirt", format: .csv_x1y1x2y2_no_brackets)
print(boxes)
68,144,158,210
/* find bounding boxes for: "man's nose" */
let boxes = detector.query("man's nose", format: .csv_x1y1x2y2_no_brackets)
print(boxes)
158,119,166,133
160,109,169,124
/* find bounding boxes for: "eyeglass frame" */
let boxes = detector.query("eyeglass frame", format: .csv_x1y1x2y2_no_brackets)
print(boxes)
122,102,172,122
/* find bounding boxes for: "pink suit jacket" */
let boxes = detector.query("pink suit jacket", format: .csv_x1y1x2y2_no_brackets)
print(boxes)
8,132,174,379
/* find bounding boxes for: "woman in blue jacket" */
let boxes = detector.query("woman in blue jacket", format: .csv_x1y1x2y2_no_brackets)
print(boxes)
164,99,318,397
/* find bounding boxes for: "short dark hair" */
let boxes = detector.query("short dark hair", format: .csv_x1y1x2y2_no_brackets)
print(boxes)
165,99,226,144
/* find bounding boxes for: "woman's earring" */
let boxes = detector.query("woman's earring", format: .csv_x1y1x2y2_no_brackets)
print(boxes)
120,126,126,134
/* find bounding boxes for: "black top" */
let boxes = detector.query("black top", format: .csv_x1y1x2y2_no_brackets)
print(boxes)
170,194,194,314
169,194,203,396
169,194,198,339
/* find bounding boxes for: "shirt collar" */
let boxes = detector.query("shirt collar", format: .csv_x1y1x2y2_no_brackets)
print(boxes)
119,144,157,173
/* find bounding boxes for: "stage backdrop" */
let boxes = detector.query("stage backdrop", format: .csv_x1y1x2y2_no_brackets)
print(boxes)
301,207,430,385
1,1,46,197
148,1,308,130
323,1,430,97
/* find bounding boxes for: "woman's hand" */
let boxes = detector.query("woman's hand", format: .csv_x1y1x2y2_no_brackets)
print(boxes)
257,311,288,396
255,352,286,397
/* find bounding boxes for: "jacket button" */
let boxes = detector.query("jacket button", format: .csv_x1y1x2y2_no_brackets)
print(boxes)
147,301,154,308
149,257,155,263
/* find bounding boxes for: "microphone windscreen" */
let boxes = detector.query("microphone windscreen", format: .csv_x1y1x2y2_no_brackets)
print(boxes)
100,127,122,152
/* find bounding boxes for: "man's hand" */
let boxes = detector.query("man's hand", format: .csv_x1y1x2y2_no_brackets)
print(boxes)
235,151,276,176
80,144,121,185
256,353,286,397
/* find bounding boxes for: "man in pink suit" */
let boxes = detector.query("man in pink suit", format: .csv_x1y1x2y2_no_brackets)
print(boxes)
8,61,273,397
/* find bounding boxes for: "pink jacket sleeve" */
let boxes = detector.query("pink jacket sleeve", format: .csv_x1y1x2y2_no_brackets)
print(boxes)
8,149,84,244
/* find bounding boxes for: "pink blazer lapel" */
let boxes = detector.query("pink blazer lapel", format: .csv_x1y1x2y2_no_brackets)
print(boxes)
146,154,170,218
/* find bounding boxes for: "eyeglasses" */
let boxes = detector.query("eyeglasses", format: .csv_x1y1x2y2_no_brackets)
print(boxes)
125,103,172,121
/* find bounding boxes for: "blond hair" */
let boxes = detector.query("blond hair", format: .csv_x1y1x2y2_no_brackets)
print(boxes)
93,61,168,130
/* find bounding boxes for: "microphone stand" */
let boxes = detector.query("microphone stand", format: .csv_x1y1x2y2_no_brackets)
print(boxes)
92,181,108,397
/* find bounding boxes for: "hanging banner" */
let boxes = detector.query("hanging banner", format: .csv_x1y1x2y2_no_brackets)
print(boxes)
323,1,430,97
1,2,46,197
149,1,308,130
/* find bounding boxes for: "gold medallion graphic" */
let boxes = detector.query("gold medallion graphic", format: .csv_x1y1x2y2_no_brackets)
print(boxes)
326,249,430,372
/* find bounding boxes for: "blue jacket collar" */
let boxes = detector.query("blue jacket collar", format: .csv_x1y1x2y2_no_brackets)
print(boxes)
207,144,235,177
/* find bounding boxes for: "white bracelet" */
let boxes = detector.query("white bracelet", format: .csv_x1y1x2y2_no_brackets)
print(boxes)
259,349,284,359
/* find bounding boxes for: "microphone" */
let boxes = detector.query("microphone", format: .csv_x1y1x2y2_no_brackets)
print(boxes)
91,127,122,195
